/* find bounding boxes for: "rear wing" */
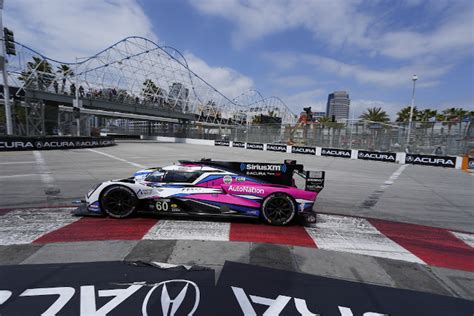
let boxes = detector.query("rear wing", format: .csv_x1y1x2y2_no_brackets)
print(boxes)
179,159,303,185
302,170,325,193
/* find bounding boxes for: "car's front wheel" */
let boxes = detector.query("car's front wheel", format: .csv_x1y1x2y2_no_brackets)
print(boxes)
100,186,137,218
261,193,296,226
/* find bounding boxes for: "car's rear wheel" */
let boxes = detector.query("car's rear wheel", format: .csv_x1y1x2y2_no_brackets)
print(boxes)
261,193,296,226
100,186,137,218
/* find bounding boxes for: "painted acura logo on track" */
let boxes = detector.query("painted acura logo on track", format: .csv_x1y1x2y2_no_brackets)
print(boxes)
142,279,200,316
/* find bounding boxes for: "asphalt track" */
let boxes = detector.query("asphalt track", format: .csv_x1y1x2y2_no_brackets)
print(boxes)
0,141,473,301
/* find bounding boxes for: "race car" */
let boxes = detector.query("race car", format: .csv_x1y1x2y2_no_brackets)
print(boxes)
73,159,325,226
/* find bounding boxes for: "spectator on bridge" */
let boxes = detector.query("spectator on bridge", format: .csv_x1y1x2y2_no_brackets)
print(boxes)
79,85,85,98
135,96,139,104
53,80,59,94
70,83,76,96
61,78,66,94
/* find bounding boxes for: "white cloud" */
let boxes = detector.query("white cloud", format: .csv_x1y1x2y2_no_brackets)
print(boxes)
271,75,317,87
4,0,157,61
190,0,474,61
184,53,254,98
379,10,474,60
265,52,452,88
280,88,327,113
4,0,255,101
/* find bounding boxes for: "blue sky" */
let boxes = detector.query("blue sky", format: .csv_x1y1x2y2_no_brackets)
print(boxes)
5,0,474,119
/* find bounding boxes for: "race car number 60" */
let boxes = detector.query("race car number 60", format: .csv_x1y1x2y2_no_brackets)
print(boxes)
155,200,169,211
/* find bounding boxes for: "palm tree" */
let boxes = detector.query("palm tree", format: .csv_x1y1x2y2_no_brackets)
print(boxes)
396,106,419,123
418,109,437,137
359,107,390,122
359,107,390,149
442,107,468,135
18,56,55,90
57,64,74,93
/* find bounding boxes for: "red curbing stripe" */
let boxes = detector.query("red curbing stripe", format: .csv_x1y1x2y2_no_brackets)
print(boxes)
33,217,158,244
369,219,474,272
229,223,316,248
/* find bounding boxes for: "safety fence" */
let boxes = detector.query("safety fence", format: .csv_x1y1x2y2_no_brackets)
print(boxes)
141,135,466,169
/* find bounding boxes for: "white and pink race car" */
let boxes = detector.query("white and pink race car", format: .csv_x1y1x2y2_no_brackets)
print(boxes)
74,159,325,226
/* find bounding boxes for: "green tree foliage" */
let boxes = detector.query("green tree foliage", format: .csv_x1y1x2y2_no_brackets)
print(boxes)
142,79,163,101
18,57,55,90
396,106,419,122
359,107,390,122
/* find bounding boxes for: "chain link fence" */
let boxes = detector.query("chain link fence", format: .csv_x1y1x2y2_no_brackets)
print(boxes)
2,102,471,155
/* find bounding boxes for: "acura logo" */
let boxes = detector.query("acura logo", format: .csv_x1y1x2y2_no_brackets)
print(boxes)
406,155,414,162
142,279,200,316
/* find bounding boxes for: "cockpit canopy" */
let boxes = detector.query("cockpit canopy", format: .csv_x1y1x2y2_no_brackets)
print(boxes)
145,169,203,183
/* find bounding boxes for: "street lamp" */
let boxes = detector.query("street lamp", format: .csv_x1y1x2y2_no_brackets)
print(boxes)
405,74,418,149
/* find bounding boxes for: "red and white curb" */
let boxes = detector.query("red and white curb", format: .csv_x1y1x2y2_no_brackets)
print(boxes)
0,207,473,272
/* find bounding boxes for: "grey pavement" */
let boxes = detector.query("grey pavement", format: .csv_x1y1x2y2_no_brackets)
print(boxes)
1,141,472,232
0,142,473,301
0,239,472,300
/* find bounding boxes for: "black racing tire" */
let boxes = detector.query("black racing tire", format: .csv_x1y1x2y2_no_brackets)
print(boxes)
100,185,138,218
261,193,296,226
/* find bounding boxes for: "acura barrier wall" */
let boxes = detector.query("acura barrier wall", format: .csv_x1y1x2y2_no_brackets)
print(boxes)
140,135,463,168
0,136,115,151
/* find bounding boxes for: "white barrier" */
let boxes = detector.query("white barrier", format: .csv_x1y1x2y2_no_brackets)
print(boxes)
139,136,462,169
141,135,214,146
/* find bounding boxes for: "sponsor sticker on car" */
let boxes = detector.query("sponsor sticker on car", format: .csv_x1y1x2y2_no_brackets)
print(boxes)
228,185,264,195
223,175,233,184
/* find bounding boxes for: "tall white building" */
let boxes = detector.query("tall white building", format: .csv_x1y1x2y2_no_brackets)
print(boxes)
326,91,350,121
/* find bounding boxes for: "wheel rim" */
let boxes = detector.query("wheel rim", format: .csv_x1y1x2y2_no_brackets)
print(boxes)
102,189,135,215
265,197,293,223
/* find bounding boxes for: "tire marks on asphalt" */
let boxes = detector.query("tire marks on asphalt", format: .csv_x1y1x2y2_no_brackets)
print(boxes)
0,208,79,245
33,151,61,196
360,164,408,209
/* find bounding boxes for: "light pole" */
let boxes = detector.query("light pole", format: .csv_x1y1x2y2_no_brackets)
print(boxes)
405,74,418,149
0,1,13,135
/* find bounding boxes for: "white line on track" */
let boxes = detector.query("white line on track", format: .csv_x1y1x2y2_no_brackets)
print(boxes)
87,149,146,168
380,164,408,190
0,161,36,165
0,174,40,179
451,231,474,248
33,151,56,187
360,164,409,209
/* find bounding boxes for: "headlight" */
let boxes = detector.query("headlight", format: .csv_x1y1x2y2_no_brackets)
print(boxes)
87,183,101,198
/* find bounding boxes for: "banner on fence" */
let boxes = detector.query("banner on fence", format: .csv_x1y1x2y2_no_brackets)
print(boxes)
0,137,115,151
291,145,316,155
321,147,352,158
405,154,456,168
358,150,397,162
214,140,230,146
246,143,264,150
266,144,288,152
232,141,245,148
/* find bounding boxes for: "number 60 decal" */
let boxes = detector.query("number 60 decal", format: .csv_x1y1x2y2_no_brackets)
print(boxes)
155,200,169,211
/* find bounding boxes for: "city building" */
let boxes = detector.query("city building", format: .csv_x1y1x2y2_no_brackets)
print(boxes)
312,111,326,121
326,91,350,122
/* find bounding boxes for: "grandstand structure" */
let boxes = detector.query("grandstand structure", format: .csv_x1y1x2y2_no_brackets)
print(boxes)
2,36,296,136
